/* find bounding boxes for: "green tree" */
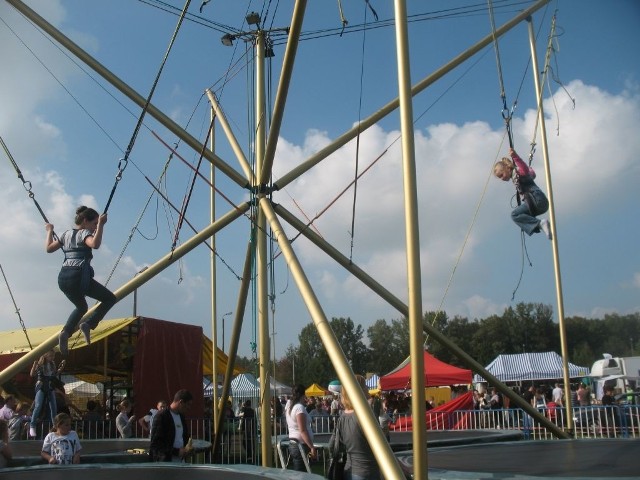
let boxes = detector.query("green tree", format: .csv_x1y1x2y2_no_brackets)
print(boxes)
424,311,448,358
367,318,409,375
293,317,369,386
330,317,369,375
295,322,330,387
601,313,640,356
440,315,478,366
273,345,296,386
565,315,593,363
471,313,511,365
516,302,557,352
272,304,640,387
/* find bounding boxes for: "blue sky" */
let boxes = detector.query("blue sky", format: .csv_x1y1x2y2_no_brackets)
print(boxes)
0,0,639,360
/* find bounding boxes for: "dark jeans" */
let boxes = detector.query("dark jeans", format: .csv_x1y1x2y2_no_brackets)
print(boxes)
288,440,310,472
58,266,116,334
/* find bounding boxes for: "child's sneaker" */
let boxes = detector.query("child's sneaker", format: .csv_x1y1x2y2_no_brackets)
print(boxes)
540,219,552,240
80,322,92,345
58,330,69,356
29,426,37,438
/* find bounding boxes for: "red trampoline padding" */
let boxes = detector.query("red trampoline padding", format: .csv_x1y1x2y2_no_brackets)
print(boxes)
390,391,474,431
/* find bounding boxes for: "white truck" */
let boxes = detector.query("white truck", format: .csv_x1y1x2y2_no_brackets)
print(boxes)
590,354,640,401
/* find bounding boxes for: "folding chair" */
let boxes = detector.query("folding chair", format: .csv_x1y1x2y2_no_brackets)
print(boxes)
276,438,311,472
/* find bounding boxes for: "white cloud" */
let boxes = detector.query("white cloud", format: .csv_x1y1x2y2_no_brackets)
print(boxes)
461,295,506,321
270,80,640,332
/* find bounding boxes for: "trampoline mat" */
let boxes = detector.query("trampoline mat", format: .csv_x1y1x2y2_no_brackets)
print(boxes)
395,439,640,478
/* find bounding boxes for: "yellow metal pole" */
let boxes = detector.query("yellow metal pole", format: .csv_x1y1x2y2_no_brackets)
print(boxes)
212,240,254,456
255,30,273,466
209,108,220,436
393,0,427,477
260,0,307,182
526,16,574,434
205,89,254,184
260,198,405,480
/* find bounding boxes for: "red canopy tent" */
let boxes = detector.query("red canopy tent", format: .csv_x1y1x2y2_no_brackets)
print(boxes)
379,350,472,390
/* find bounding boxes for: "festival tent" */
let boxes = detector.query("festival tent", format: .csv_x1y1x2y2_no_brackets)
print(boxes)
366,375,380,389
229,372,260,412
63,378,101,397
63,376,102,406
231,373,260,397
257,377,292,396
472,351,590,383
305,383,328,397
203,379,223,398
0,317,240,419
379,350,472,390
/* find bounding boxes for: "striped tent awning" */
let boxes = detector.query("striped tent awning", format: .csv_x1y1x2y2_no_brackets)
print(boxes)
366,374,380,389
231,372,260,397
473,351,590,383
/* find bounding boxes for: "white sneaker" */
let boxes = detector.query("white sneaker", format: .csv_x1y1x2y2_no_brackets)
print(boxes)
540,219,552,240
29,427,37,438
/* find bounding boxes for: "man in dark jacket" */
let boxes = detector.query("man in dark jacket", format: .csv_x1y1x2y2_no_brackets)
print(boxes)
150,389,193,462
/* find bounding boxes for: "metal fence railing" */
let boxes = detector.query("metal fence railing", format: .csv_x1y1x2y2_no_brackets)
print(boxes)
21,404,640,466
387,404,640,440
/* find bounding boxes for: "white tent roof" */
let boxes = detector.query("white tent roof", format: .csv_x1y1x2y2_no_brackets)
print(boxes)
64,380,101,397
257,377,292,396
231,372,260,396
203,378,223,398
473,351,590,383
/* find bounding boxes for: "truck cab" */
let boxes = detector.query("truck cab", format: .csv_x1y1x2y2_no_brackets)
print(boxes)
590,355,640,401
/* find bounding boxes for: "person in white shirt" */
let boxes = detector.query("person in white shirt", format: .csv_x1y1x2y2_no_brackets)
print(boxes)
285,384,316,471
138,400,167,438
41,413,82,465
115,399,136,438
0,395,17,421
552,383,564,407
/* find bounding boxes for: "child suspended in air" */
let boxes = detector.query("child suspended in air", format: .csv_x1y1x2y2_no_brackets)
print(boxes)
494,148,552,240
45,206,117,356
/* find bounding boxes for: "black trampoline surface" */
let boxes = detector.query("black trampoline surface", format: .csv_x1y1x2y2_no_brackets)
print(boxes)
396,439,640,479
10,438,152,457
0,464,321,480
391,429,523,449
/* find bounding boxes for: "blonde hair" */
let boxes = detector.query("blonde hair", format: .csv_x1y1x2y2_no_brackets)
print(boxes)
493,157,514,177
342,375,369,410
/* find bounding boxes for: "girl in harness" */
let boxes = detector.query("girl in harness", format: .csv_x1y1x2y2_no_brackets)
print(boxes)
45,206,116,355
28,350,63,438
494,148,552,240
